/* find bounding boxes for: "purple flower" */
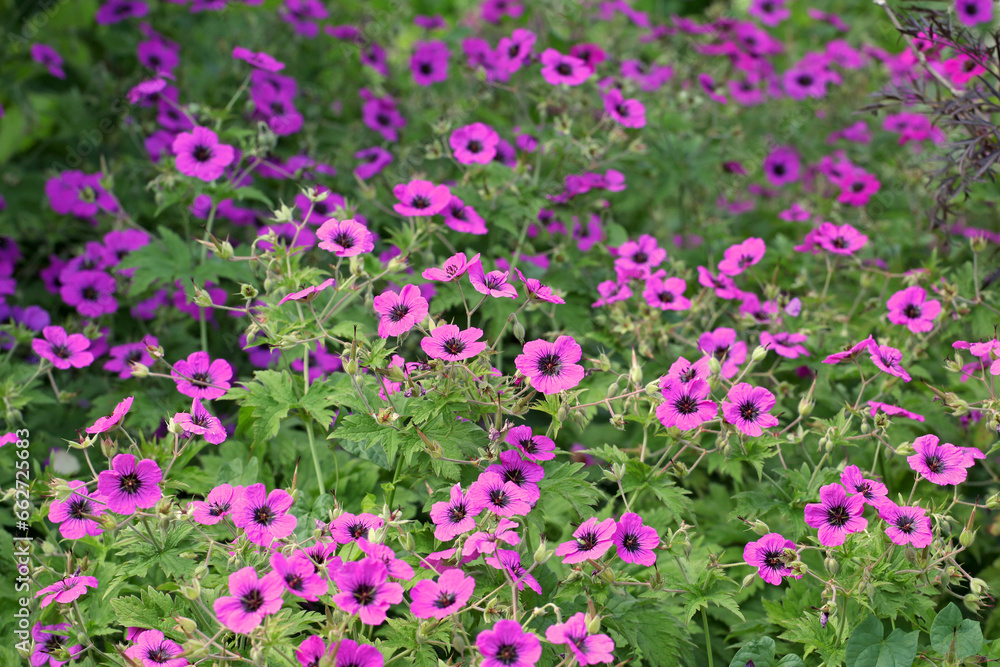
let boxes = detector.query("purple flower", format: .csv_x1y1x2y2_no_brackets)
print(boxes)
360,90,406,142
614,512,659,566
174,398,227,444
743,533,798,585
514,336,584,395
30,623,83,667
357,538,414,580
32,326,94,370
95,0,148,24
718,237,766,276
698,327,747,379
553,517,616,564
664,356,710,385
330,512,384,544
317,219,374,257
97,454,162,515
908,434,975,486
442,196,488,234
421,325,487,361
86,396,134,434
887,286,940,333
138,40,179,75
60,270,118,317
822,335,875,365
540,49,590,86
514,269,565,304
869,343,911,382
477,620,541,667
495,29,535,75
815,222,868,255
642,274,689,311
373,285,429,338
484,549,541,593
48,481,106,540
231,483,297,546
868,400,925,422
604,89,646,128
422,252,481,282
354,147,393,180
392,180,451,216
615,234,666,278
657,379,717,430
410,568,475,619
468,471,531,517
171,351,233,400
31,44,65,78
430,484,484,541
879,502,933,547
270,552,328,601
763,146,800,186
485,450,544,504
840,465,889,507
804,483,867,546
172,127,235,181
36,576,99,609
749,0,790,25
278,278,336,306
722,383,779,436
956,0,992,26
190,484,238,525
546,612,615,665
213,566,284,634
411,41,450,86
760,332,809,359
450,123,500,164
332,558,404,625
506,425,556,462
124,629,186,667
232,46,285,72
469,261,518,299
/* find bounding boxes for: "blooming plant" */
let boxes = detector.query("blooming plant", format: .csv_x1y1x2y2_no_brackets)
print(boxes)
4,1,1000,666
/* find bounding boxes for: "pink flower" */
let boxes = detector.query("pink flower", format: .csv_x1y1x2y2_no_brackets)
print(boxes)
540,49,590,86
331,558,404,625
357,538,415,580
373,285,429,338
174,398,227,444
604,89,646,128
514,336,585,394
190,484,238,525
868,401,925,422
31,623,83,667
48,481,106,540
614,512,659,566
171,351,233,400
317,219,374,257
172,127,235,182
213,567,284,634
36,576,99,609
656,379,717,430
955,0,992,27
430,484,485,541
840,465,889,507
760,332,809,359
231,483,297,546
469,261,518,299
124,629,187,667
421,325,487,361
422,252,481,282
804,483,867,546
869,343,911,382
484,549,541,593
642,275,690,311
85,396,134,434
270,552,328,601
442,196,488,234
392,180,451,216
721,383,779,436
506,425,556,462
815,222,868,255
477,619,541,667
717,237,766,276
553,517,616,564
907,434,976,486
32,326,94,369
330,512,384,544
450,123,500,164
546,613,616,665
744,533,799,585
822,335,875,364
515,269,564,304
409,569,475,619
484,450,545,504
879,501,933,547
232,46,285,72
278,278,336,306
698,327,747,379
887,286,940,333
97,454,162,515
467,472,531,517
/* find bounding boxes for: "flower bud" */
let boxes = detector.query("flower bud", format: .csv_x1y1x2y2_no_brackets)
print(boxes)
598,353,611,372
557,405,571,422
216,239,235,261
128,362,149,378
175,617,198,636
607,381,620,399
824,557,839,575
400,531,416,552
611,462,626,481
610,414,626,430
971,234,988,253
986,492,1000,510
167,418,186,436
904,546,918,563
586,614,602,635
741,573,757,590
629,365,643,386
533,540,552,565
240,283,258,300
895,442,914,456
98,514,118,531
645,380,661,397
797,397,813,417
970,578,988,595
751,520,770,536
598,567,617,585
192,284,214,308
100,437,117,458
964,593,982,612
959,528,976,548
707,356,722,375
180,579,201,600
751,345,768,362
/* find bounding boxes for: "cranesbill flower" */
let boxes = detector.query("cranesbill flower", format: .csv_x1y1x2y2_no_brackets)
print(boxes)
484,549,541,593
32,326,94,370
373,285,429,338
231,483,297,546
190,483,237,525
718,237,766,276
540,49,589,86
477,620,541,667
31,623,82,667
822,335,875,364
31,44,65,78
642,275,690,311
869,343,911,382
410,569,475,619
360,90,406,142
213,566,284,634
172,127,235,182
592,280,632,307
868,400,925,422
124,629,187,667
840,465,889,507
879,501,933,547
760,331,809,359
411,41,450,85
232,46,285,72
722,383,779,436
295,635,327,667
698,327,747,379
956,0,992,27
270,552,328,601
421,325,487,361
495,29,535,75
908,434,975,485
278,278,336,306
97,454,162,515
515,268,565,304
615,234,667,278
48,481,106,540
546,612,615,665
450,123,500,164
614,513,659,566
430,484,484,541
604,89,646,128
485,450,544,504
697,266,742,300
317,219,374,257
171,351,233,400
86,396,134,434
36,576,99,609
331,512,384,544
887,286,940,333
393,180,450,216
743,533,799,585
816,222,867,255
804,483,867,546
664,356,710,385
749,0,790,25
174,398,227,444
515,336,584,395
553,517,616,564
60,270,118,317
441,196,488,234
506,425,556,462
469,261,518,299
96,0,148,24
468,472,531,517
332,558,404,625
354,147,393,180
763,147,800,186
103,340,155,379
657,379,717,430
422,252,481,282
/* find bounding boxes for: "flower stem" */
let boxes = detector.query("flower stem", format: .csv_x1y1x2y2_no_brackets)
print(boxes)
305,420,325,497
702,608,714,667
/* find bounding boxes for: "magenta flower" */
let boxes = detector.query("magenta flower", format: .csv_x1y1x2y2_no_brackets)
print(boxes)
421,325,487,361
760,332,809,359
553,517,616,564
697,266,741,300
30,44,65,78
816,222,867,255
546,612,615,665
450,123,500,164
317,219,374,257
231,483,297,546
213,566,284,634
373,285,429,338
887,286,940,333
86,396,133,434
411,41,450,86
278,278,336,306
743,533,799,585
171,351,233,400
514,336,584,394
46,170,119,219
48,481,106,540
468,471,531,517
477,620,541,667
664,356,711,385
604,89,646,128
615,234,667,278
423,252,481,282
32,326,94,370
297,637,383,667
430,484,485,541
698,327,747,379
750,0,790,25
354,146,393,180
190,484,238,525
485,450,544,504
506,425,556,462
908,434,975,486
657,379,717,430
330,512,384,544
232,46,285,72
270,552,328,601
762,146,801,186
60,270,118,317
442,196,488,234
393,180,451,216
722,383,779,437
823,335,875,364
540,48,590,86
172,127,235,181
484,549,541,593
718,237,766,276
124,629,187,667
95,0,148,24
879,501,933,548
956,0,992,27
104,340,155,378
97,454,162,515
30,623,82,667
642,274,690,311
332,558,404,625
410,568,475,619
868,400,925,422
869,343,911,382
469,261,518,299
804,483,867,546
840,465,889,507
515,268,565,304
174,398,227,445
614,513,659,566
36,576,99,609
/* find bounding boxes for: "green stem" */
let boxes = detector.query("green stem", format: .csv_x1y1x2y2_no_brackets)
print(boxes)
305,420,325,496
385,451,405,511
702,608,714,667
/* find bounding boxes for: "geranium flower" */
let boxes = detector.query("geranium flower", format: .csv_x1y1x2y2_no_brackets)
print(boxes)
31,44,65,78
763,147,800,186
97,454,162,515
506,425,556,462
815,222,868,255
657,379,717,430
868,343,911,382
663,356,710,385
718,237,766,276
441,196,488,234
48,481,106,540
232,46,285,72
907,434,976,485
642,274,689,311
278,278,336,306
373,285,429,338
354,539,414,581
476,620,541,667
840,465,889,507
330,512,384,544
59,270,118,317
422,252,481,282
485,450,544,504
32,326,94,370
270,552,328,601
393,180,450,216
615,234,667,278
749,0,790,25
31,623,83,667
514,336,584,394
956,0,992,27
124,629,187,667
317,219,374,258
553,517,616,564
410,569,475,619
822,335,875,364
36,576,99,609
878,502,933,547
804,483,867,546
421,325,487,361
231,483,297,546
354,147,393,180
86,396,133,434
495,29,536,75
103,339,155,378
760,332,809,359
614,513,659,566
174,398,227,444
430,484,485,541
515,268,564,304
450,123,500,164
171,351,233,400
484,549,541,593
332,558,404,625
213,566,284,634
867,401,925,422
411,41,450,85
604,89,646,128
546,612,615,665
698,327,747,379
540,49,589,86
697,266,742,300
887,286,940,333
172,127,235,181
722,383,779,436
469,261,518,299
190,484,238,525
96,0,148,24
468,472,532,517
743,533,799,585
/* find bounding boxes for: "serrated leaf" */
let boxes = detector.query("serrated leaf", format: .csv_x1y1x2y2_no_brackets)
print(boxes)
930,603,982,662
537,461,600,514
117,226,193,295
729,637,775,667
108,587,178,634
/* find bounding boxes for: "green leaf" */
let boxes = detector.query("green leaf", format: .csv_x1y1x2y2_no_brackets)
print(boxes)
537,461,600,514
233,186,274,208
930,603,983,662
776,656,806,667
332,413,394,470
108,587,178,634
729,637,775,667
239,370,298,442
116,226,194,295
845,615,918,667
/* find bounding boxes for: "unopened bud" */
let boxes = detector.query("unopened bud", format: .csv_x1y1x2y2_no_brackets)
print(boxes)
964,593,982,612
959,528,976,548
824,557,839,575
216,239,235,260
180,579,201,600
128,362,149,378
100,437,116,458
751,345,768,362
707,356,722,375
752,520,770,536
533,540,552,565
585,614,602,635
610,414,626,430
645,380,661,397
512,317,525,344
598,353,611,372
192,284,214,308
98,514,118,531
175,617,198,635
400,532,415,552
797,397,813,417
629,365,643,386
986,492,1000,510
895,442,914,456
970,578,988,595
971,234,988,253
557,405,571,422
741,573,757,590
607,382,620,399
598,567,616,585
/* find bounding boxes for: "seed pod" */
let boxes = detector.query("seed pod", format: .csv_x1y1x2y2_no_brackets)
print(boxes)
751,345,768,362
959,528,976,548
751,520,770,536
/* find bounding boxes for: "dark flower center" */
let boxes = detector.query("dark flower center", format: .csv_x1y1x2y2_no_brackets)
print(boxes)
903,304,921,319
83,287,98,300
241,588,265,613
489,488,510,508
193,145,213,162
467,140,483,153
738,400,760,422
536,353,562,377
763,548,783,570
632,251,648,264
508,44,520,58
796,74,814,86
389,304,410,323
856,482,873,499
495,643,519,665
679,367,697,382
773,164,786,176
674,395,699,415
411,195,431,209
616,104,629,117
52,344,70,359
503,468,526,486
332,232,355,248
146,646,171,663
658,291,674,303
208,501,231,517
443,337,466,356
851,181,865,192
826,504,850,527
621,532,639,552
284,572,304,590
523,438,539,454
924,455,944,474
448,503,466,524
419,63,432,75
577,530,598,552
895,514,915,533
119,472,142,496
433,591,457,608
43,635,64,654
376,113,390,126
713,345,729,360
69,497,92,520
253,505,276,526
349,522,369,539
190,372,210,388
832,236,848,248
352,583,376,606
270,102,286,115
556,63,572,76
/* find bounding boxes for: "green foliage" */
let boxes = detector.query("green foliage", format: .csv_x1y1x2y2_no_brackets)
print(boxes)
845,615,919,667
